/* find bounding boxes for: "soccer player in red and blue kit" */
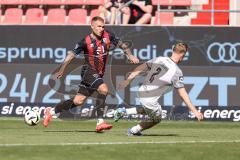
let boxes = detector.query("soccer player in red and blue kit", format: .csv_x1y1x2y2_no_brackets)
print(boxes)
43,16,139,132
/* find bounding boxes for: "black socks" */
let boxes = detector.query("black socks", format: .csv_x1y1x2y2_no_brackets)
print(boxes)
95,94,107,118
55,98,77,113
54,94,107,118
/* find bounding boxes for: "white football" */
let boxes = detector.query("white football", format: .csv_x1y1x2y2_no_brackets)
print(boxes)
24,109,40,126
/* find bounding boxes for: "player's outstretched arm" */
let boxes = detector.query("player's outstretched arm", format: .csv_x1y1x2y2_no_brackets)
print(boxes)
177,87,203,121
53,51,75,80
118,63,148,90
118,41,139,64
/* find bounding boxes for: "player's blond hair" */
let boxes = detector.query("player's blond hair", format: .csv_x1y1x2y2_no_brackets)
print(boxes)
173,42,188,54
91,16,104,24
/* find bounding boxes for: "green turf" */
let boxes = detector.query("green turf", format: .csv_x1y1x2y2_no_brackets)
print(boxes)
0,118,240,160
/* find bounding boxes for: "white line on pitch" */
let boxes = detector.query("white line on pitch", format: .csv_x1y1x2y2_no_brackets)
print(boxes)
1,140,240,147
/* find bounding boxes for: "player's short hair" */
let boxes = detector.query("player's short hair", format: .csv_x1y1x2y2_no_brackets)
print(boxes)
172,42,188,54
91,16,104,23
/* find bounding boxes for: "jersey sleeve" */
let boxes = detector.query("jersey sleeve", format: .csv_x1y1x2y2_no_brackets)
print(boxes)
146,57,159,70
172,70,184,88
72,39,86,55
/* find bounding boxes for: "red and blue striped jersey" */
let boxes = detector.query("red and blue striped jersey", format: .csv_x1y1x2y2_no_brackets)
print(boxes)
72,30,120,77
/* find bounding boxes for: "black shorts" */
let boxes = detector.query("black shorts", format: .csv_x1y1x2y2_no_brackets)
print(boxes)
78,65,104,96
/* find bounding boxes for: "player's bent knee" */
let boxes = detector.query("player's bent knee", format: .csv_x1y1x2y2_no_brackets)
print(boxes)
73,95,86,105
144,13,152,18
122,7,130,14
152,115,161,123
97,84,108,95
147,107,162,123
99,89,108,95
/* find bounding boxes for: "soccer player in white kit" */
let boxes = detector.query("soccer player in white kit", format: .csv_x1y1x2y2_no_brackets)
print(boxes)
114,42,203,135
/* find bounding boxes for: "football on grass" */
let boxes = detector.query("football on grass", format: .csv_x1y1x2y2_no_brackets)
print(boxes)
24,109,40,126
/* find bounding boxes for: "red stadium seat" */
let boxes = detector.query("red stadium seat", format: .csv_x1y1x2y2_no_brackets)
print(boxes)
67,9,87,25
191,0,229,25
0,0,21,5
3,8,23,24
191,13,211,25
42,0,63,5
152,0,191,6
46,8,66,24
64,0,104,5
24,8,44,25
89,9,100,22
214,0,229,25
154,12,174,25
82,0,104,5
63,0,83,5
21,0,42,5
191,0,211,25
171,0,191,6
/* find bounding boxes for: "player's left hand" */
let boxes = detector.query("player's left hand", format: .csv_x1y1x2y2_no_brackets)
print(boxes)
128,55,139,64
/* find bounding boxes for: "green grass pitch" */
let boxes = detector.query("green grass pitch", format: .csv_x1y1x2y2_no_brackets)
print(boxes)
0,118,240,160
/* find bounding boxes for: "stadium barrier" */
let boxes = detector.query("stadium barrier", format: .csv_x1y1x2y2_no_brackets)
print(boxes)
1,103,240,122
0,26,239,121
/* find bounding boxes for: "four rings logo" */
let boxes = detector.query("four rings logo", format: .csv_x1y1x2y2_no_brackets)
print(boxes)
207,42,240,63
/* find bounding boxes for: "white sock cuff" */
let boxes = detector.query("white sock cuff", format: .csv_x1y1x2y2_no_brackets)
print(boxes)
97,118,104,125
131,124,143,133
136,124,143,131
126,108,137,115
50,108,60,118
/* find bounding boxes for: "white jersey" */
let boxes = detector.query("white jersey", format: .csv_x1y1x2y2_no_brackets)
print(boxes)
138,56,184,110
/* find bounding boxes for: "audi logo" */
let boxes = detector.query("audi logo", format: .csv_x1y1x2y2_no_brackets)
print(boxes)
207,42,240,63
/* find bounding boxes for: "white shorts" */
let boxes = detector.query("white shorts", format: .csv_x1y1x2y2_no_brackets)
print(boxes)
139,97,161,111
139,97,162,122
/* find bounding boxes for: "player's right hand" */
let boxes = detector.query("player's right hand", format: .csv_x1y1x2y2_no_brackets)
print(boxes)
117,80,130,90
52,71,64,80
194,111,204,121
128,55,139,64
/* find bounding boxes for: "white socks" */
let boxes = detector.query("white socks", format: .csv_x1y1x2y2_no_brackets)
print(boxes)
97,118,104,125
126,108,137,115
130,124,143,134
50,108,60,118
